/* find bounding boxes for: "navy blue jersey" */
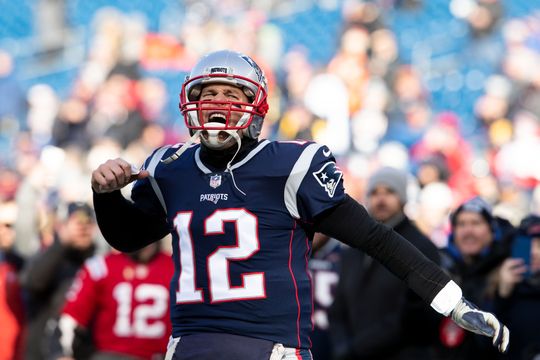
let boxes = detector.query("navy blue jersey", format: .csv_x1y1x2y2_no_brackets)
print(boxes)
131,139,345,349
309,238,343,332
309,238,343,359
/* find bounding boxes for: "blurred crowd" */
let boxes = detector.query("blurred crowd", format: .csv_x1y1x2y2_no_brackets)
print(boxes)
1,0,540,359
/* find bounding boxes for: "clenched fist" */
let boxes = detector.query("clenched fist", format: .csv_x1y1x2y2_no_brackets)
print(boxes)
91,158,149,193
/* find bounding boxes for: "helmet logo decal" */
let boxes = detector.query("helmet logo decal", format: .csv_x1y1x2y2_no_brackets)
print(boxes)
240,55,265,84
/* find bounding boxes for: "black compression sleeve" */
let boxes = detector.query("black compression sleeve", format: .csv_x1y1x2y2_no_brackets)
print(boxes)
93,190,170,252
313,194,451,304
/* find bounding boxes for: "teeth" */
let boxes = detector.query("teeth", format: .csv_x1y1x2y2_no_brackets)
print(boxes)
209,113,226,120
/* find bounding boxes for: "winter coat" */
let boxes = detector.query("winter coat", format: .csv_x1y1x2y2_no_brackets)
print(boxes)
436,217,514,360
329,216,442,360
20,241,95,360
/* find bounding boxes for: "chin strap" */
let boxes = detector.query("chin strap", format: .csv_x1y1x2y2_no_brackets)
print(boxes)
161,130,202,164
225,131,246,196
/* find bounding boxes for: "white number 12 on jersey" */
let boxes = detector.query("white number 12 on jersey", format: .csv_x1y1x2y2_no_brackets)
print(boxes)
174,209,266,303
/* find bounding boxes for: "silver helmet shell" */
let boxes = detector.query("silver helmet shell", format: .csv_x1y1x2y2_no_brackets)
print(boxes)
179,50,269,149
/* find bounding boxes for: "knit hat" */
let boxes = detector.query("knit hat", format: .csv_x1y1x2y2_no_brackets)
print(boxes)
450,196,495,230
57,201,95,222
519,214,540,237
366,167,408,204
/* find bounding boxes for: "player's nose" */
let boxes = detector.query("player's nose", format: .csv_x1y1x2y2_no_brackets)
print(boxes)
213,92,228,102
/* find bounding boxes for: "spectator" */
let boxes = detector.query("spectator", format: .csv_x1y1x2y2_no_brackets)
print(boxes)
495,214,540,360
20,201,97,360
410,112,476,204
330,167,442,359
0,201,25,360
414,181,454,249
51,97,91,150
437,196,515,359
91,74,146,149
49,241,174,359
416,154,450,189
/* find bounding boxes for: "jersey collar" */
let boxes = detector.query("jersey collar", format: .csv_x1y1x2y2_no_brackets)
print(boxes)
195,139,270,174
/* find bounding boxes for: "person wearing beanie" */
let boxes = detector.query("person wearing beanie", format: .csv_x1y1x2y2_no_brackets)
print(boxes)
365,167,409,226
330,167,442,360
437,197,515,360
20,201,98,360
445,196,514,266
451,196,496,233
366,166,408,201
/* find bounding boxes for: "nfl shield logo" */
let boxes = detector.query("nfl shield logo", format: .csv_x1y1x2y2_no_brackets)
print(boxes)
209,174,222,189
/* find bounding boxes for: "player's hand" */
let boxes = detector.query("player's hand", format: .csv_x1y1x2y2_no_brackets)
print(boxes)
91,158,149,193
451,297,509,353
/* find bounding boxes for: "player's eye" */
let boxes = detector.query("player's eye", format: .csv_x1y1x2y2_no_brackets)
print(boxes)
201,93,215,100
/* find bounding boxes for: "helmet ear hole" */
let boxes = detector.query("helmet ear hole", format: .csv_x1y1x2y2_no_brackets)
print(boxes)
243,87,255,100
188,86,201,101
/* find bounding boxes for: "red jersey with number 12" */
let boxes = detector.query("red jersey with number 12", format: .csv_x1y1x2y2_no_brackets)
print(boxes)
62,251,173,359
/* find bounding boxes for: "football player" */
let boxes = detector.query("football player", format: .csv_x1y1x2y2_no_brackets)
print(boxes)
51,242,173,359
91,50,509,360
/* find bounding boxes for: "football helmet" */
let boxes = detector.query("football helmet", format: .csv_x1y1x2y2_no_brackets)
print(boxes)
179,50,269,150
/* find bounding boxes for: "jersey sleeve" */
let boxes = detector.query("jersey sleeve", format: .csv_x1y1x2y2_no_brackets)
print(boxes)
62,257,104,327
286,143,346,221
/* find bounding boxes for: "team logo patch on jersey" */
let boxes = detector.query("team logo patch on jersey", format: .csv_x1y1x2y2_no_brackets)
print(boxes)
312,162,343,198
209,174,222,189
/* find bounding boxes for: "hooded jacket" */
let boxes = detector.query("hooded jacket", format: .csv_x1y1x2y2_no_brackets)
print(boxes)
437,216,514,360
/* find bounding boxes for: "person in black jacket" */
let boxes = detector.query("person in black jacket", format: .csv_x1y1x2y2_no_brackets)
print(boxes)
20,202,97,360
494,215,540,360
437,196,515,360
329,166,442,360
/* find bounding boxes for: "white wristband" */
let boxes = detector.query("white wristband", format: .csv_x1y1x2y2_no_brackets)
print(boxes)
58,314,78,356
430,280,463,316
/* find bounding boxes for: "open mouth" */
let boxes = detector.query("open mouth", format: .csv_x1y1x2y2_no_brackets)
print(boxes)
208,112,227,125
